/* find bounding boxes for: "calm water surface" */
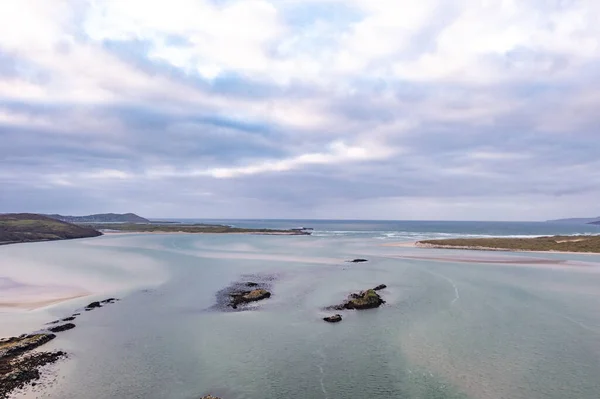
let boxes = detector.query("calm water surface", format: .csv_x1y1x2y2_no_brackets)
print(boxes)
2,221,600,399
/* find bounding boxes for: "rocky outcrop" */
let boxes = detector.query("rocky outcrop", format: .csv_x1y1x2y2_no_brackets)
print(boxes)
230,289,271,309
85,301,101,311
344,289,385,309
48,323,76,333
0,334,56,358
0,333,66,399
85,298,119,311
328,287,386,311
0,350,66,399
323,314,342,323
348,259,368,263
373,284,387,291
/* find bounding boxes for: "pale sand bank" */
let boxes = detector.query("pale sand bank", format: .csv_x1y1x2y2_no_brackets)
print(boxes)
0,293,89,310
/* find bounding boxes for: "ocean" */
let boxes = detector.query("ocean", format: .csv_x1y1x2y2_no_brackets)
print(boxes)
1,220,600,399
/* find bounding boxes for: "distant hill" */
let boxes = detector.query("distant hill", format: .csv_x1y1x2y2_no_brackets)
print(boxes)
47,213,150,223
588,220,600,225
546,217,600,224
0,213,102,245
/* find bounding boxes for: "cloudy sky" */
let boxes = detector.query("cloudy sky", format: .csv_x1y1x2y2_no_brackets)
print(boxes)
1,0,599,220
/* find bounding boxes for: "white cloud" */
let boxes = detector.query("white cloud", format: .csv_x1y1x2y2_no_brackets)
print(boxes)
2,0,600,218
154,140,397,179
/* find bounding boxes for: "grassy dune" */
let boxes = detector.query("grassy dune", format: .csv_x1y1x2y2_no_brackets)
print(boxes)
417,235,600,253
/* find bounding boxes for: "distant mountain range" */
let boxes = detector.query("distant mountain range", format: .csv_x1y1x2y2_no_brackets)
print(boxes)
46,213,150,223
547,217,600,225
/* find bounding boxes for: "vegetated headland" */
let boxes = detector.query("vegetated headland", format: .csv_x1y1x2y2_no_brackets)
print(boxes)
46,212,150,223
86,222,310,235
417,235,600,253
0,213,102,245
0,213,311,246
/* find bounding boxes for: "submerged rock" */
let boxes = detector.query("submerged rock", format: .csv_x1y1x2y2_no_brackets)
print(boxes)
48,323,76,333
323,314,342,323
200,396,221,399
245,282,259,287
373,284,387,291
348,258,368,263
62,316,76,322
101,298,117,304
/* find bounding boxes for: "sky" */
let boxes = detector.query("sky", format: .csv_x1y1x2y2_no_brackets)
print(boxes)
1,0,600,221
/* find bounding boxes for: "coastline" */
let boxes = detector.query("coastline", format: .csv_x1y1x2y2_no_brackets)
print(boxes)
384,241,600,255
101,230,306,236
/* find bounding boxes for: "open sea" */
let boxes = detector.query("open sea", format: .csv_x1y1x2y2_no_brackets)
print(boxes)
1,220,600,399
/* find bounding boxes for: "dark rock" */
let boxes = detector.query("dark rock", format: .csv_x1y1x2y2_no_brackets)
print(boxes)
0,350,66,399
200,396,221,399
230,289,271,308
373,284,387,291
245,282,259,287
85,301,102,311
100,298,117,304
48,323,76,333
46,320,60,325
323,314,342,323
61,316,76,322
328,289,385,311
72,313,81,316
348,258,368,263
1,334,56,358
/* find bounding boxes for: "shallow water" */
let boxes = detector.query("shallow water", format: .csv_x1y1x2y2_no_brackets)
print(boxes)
2,233,600,399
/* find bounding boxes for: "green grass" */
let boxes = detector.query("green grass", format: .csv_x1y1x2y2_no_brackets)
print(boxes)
418,235,600,253
0,214,102,245
83,223,309,235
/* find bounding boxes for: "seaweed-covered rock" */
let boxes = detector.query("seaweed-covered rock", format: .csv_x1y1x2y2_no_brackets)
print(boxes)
0,334,56,358
327,288,385,311
0,350,66,398
323,314,342,323
48,323,75,333
230,289,271,309
243,289,271,301
344,289,384,309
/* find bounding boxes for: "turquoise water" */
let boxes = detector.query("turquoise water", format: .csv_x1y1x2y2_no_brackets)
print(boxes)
2,222,600,399
160,219,600,239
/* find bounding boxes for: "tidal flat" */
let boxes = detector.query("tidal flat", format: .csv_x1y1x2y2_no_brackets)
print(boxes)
1,232,600,399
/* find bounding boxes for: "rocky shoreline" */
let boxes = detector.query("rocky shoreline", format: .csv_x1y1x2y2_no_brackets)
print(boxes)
0,297,120,399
